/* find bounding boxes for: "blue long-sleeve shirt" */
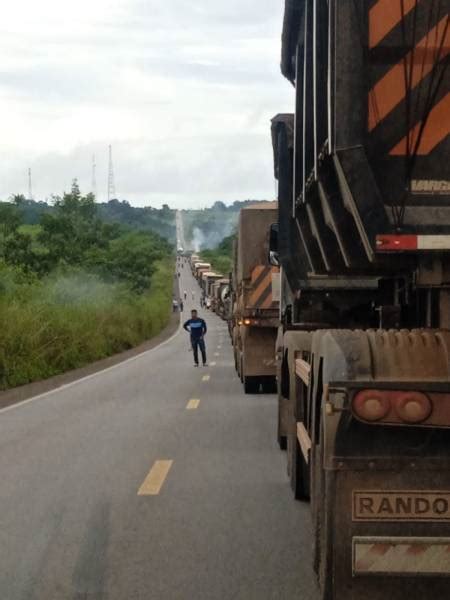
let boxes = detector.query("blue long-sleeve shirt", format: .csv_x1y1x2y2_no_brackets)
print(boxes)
183,317,207,340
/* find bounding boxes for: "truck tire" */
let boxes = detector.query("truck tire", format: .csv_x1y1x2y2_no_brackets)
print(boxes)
244,376,260,394
277,402,287,450
290,437,310,500
312,422,333,600
261,377,277,394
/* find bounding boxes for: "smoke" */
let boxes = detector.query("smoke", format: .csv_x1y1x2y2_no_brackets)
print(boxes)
45,272,120,306
191,220,235,251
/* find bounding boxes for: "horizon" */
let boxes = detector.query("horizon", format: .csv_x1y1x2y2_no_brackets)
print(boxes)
1,1,293,209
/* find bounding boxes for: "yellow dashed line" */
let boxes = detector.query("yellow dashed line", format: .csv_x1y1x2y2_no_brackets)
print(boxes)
202,375,210,382
138,460,173,496
186,399,200,410
210,361,216,366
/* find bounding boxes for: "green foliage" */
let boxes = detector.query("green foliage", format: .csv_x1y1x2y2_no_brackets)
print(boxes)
0,260,173,389
0,182,174,390
200,233,235,276
182,200,264,250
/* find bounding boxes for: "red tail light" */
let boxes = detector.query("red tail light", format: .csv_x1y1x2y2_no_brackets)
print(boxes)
351,389,442,427
353,390,391,422
394,392,432,424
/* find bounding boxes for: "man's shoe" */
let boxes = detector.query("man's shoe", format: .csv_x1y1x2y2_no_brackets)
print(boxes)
203,363,208,367
194,363,199,367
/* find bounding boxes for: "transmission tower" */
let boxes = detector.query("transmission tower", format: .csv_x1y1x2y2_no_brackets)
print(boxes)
107,145,116,201
28,168,33,200
91,154,97,199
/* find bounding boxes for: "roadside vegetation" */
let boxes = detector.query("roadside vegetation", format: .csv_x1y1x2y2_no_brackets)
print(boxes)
12,195,176,242
200,233,234,275
0,182,174,390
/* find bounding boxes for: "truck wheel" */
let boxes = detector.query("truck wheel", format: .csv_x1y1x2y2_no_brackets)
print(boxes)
277,400,287,450
262,377,277,394
290,437,310,500
312,425,333,600
244,376,260,394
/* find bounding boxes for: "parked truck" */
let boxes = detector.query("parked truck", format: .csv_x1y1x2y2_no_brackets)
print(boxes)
270,2,450,599
201,272,223,299
231,204,280,394
194,263,211,282
212,278,230,318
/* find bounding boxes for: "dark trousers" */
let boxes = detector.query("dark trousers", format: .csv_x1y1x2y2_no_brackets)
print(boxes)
191,337,206,365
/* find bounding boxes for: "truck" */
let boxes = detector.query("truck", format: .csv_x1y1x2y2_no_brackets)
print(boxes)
201,272,223,300
231,204,280,394
189,256,200,273
212,278,230,318
194,263,211,282
270,2,450,599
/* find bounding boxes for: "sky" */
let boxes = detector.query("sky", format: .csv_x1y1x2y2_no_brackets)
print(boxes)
0,0,293,208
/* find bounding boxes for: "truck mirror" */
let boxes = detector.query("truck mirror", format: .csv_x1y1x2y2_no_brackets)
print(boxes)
269,223,280,267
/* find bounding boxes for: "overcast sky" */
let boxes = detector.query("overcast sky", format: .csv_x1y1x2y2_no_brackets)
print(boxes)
0,0,293,208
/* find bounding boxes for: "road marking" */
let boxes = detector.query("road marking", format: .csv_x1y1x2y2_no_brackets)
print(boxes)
214,352,220,357
210,362,216,366
186,398,200,410
138,460,173,496
202,375,210,382
217,346,222,349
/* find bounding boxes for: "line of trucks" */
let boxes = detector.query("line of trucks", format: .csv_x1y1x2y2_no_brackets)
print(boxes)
223,1,450,599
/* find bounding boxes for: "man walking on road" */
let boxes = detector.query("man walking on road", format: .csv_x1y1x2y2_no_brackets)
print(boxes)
183,309,207,366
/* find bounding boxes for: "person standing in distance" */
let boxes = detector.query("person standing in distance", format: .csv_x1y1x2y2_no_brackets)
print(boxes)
183,309,207,366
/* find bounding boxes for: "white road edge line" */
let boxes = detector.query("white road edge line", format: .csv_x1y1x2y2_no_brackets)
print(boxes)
0,314,183,414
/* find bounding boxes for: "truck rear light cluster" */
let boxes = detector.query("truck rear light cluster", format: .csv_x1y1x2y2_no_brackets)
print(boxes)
353,390,390,422
238,319,260,326
351,389,449,427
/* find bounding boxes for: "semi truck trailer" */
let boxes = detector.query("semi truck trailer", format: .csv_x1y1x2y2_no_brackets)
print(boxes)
231,204,280,394
212,278,230,318
271,1,450,598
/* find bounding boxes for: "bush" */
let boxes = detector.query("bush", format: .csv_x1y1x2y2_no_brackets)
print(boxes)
0,260,173,390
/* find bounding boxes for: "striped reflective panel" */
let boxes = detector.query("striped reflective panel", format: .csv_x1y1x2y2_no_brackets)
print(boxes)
353,537,450,576
248,265,279,309
369,0,419,49
390,92,450,154
368,14,450,132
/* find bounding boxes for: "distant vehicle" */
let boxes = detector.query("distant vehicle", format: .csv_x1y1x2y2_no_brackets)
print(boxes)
231,204,279,394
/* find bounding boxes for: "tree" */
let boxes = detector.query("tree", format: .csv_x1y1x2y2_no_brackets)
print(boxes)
0,203,21,239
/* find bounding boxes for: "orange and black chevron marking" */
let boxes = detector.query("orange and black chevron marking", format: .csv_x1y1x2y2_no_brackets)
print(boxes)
368,0,449,155
369,0,418,49
390,91,450,154
248,265,278,309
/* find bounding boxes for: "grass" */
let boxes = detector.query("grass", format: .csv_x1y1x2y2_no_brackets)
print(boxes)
0,259,173,390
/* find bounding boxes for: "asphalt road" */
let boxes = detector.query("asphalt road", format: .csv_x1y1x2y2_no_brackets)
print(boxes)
0,261,318,600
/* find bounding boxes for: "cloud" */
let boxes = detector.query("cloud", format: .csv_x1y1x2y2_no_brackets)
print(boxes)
0,0,293,207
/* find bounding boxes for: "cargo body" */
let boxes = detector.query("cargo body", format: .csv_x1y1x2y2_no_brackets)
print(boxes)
271,2,450,598
231,204,280,394
200,272,223,299
212,278,230,318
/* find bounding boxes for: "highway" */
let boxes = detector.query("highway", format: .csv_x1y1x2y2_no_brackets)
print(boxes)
0,262,318,600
